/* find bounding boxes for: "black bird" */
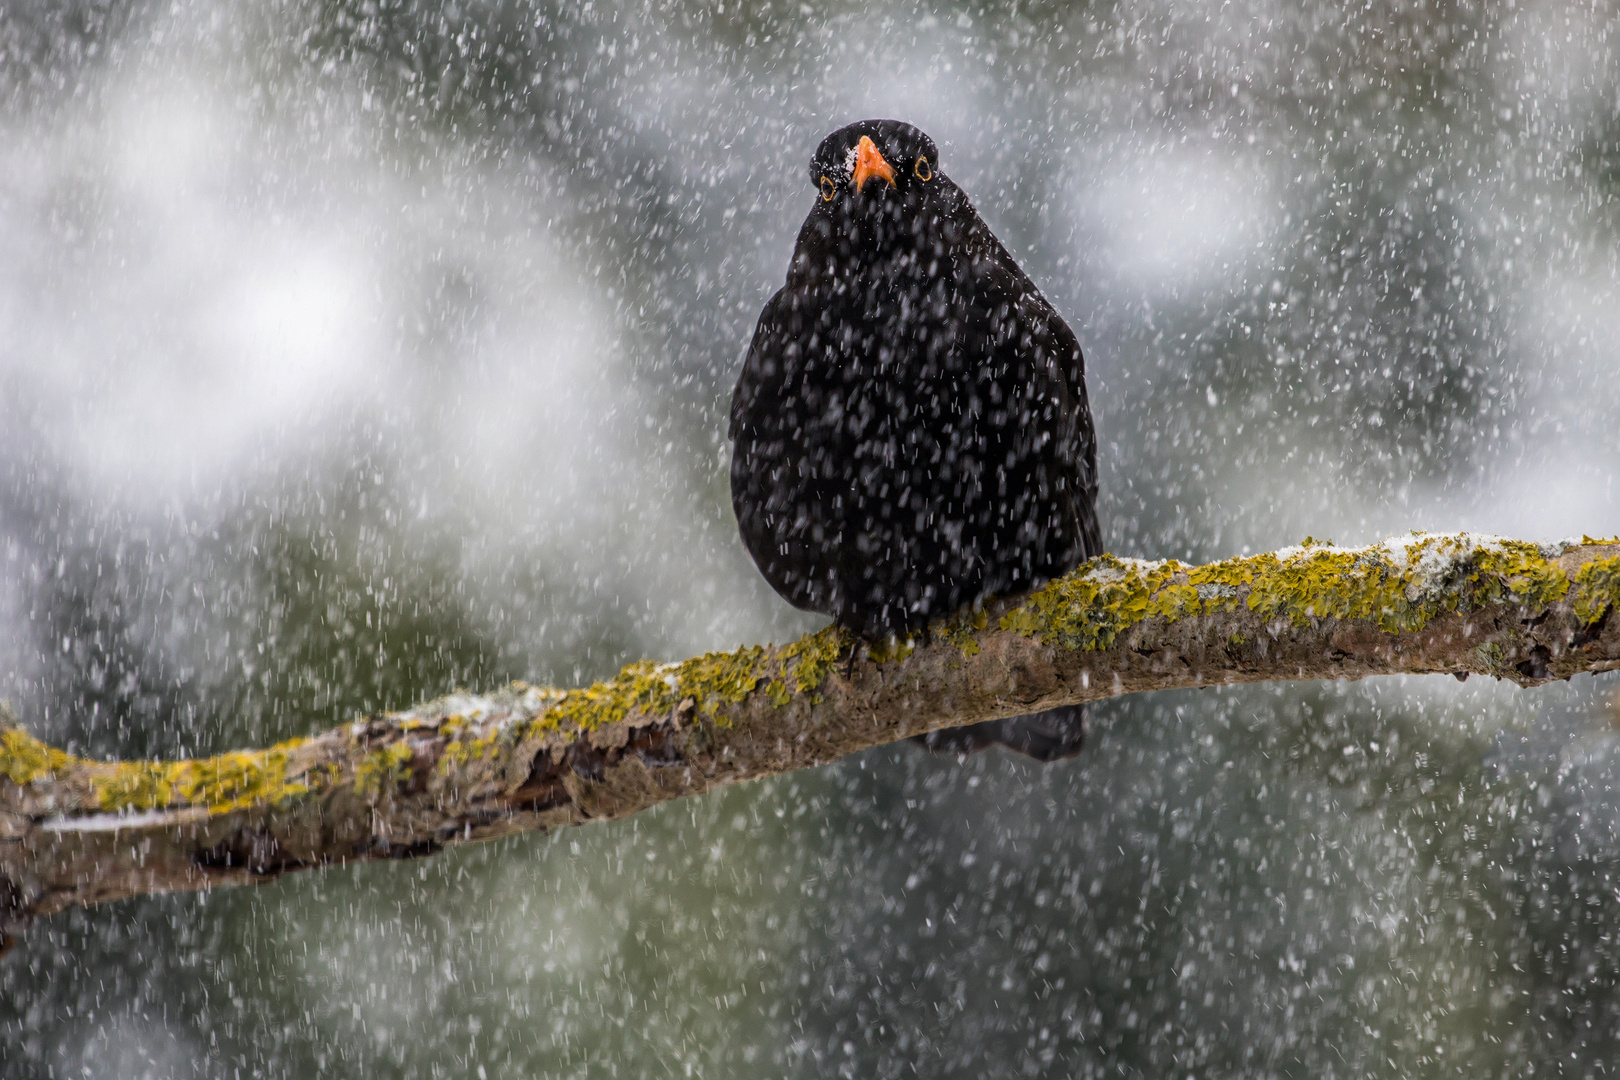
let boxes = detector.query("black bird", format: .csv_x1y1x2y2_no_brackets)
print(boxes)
728,119,1100,760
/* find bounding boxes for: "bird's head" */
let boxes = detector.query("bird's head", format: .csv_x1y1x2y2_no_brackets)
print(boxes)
806,120,943,257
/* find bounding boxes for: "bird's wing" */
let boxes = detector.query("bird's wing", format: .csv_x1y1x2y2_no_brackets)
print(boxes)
727,286,841,617
957,201,1103,562
728,288,793,442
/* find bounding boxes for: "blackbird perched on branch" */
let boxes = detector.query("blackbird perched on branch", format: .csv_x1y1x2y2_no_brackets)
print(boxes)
728,120,1100,761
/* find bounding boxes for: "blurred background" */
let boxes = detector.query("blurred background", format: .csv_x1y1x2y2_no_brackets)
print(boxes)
3,0,1620,1074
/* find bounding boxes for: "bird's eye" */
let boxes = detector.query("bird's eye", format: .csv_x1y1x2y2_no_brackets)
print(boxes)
914,156,932,181
819,175,835,201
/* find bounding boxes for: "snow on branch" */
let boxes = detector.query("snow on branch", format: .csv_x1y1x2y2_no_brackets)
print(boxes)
3,533,1619,942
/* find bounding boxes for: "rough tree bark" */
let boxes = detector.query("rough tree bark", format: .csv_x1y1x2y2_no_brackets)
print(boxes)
3,532,1619,942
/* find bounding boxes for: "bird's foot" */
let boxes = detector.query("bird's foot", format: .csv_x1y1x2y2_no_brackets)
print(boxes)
829,621,862,681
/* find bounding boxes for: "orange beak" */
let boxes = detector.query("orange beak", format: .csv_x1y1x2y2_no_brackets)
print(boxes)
851,135,897,193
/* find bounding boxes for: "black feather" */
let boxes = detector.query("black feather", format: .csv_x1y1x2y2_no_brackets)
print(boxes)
729,120,1100,761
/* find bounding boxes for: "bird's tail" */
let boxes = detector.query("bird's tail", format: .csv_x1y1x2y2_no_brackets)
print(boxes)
911,705,1086,762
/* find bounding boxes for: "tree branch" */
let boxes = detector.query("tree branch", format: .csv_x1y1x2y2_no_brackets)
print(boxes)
4,532,1619,939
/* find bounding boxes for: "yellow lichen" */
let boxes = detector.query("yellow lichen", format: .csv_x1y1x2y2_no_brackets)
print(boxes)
527,643,777,735
1242,549,1420,629
1574,555,1620,625
1468,541,1570,610
936,607,989,658
1,725,81,786
1000,535,1604,652
174,744,311,809
80,738,314,813
865,636,916,664
89,765,173,811
437,728,503,774
1147,582,1201,621
1000,555,1186,651
2,719,313,814
780,626,845,697
533,660,682,739
354,741,413,799
1186,561,1249,613
676,645,767,719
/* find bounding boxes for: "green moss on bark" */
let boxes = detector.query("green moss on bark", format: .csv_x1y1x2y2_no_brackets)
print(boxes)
999,535,1606,650
1574,555,1620,624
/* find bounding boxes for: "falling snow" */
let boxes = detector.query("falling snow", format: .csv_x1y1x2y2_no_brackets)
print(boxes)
3,0,1620,1076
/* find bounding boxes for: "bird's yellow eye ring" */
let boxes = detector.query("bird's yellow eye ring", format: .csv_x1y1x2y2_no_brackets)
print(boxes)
820,175,835,201
914,156,932,181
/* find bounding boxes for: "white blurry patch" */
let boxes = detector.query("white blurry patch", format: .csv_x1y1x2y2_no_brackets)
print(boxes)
284,856,629,1055
196,248,368,416
0,31,632,530
0,74,385,497
99,237,376,491
1484,464,1620,543
0,4,738,676
1519,272,1620,440
1456,269,1620,540
804,23,982,168
109,79,230,208
1499,0,1620,132
51,1014,203,1080
1078,149,1276,289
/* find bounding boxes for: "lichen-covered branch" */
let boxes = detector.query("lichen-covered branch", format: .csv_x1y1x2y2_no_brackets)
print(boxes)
4,532,1620,939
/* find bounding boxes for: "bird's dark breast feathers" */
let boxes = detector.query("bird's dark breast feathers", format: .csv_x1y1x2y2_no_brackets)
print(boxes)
731,242,1099,641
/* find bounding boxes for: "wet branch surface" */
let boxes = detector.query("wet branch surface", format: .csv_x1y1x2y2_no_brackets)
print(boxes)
3,533,1619,940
